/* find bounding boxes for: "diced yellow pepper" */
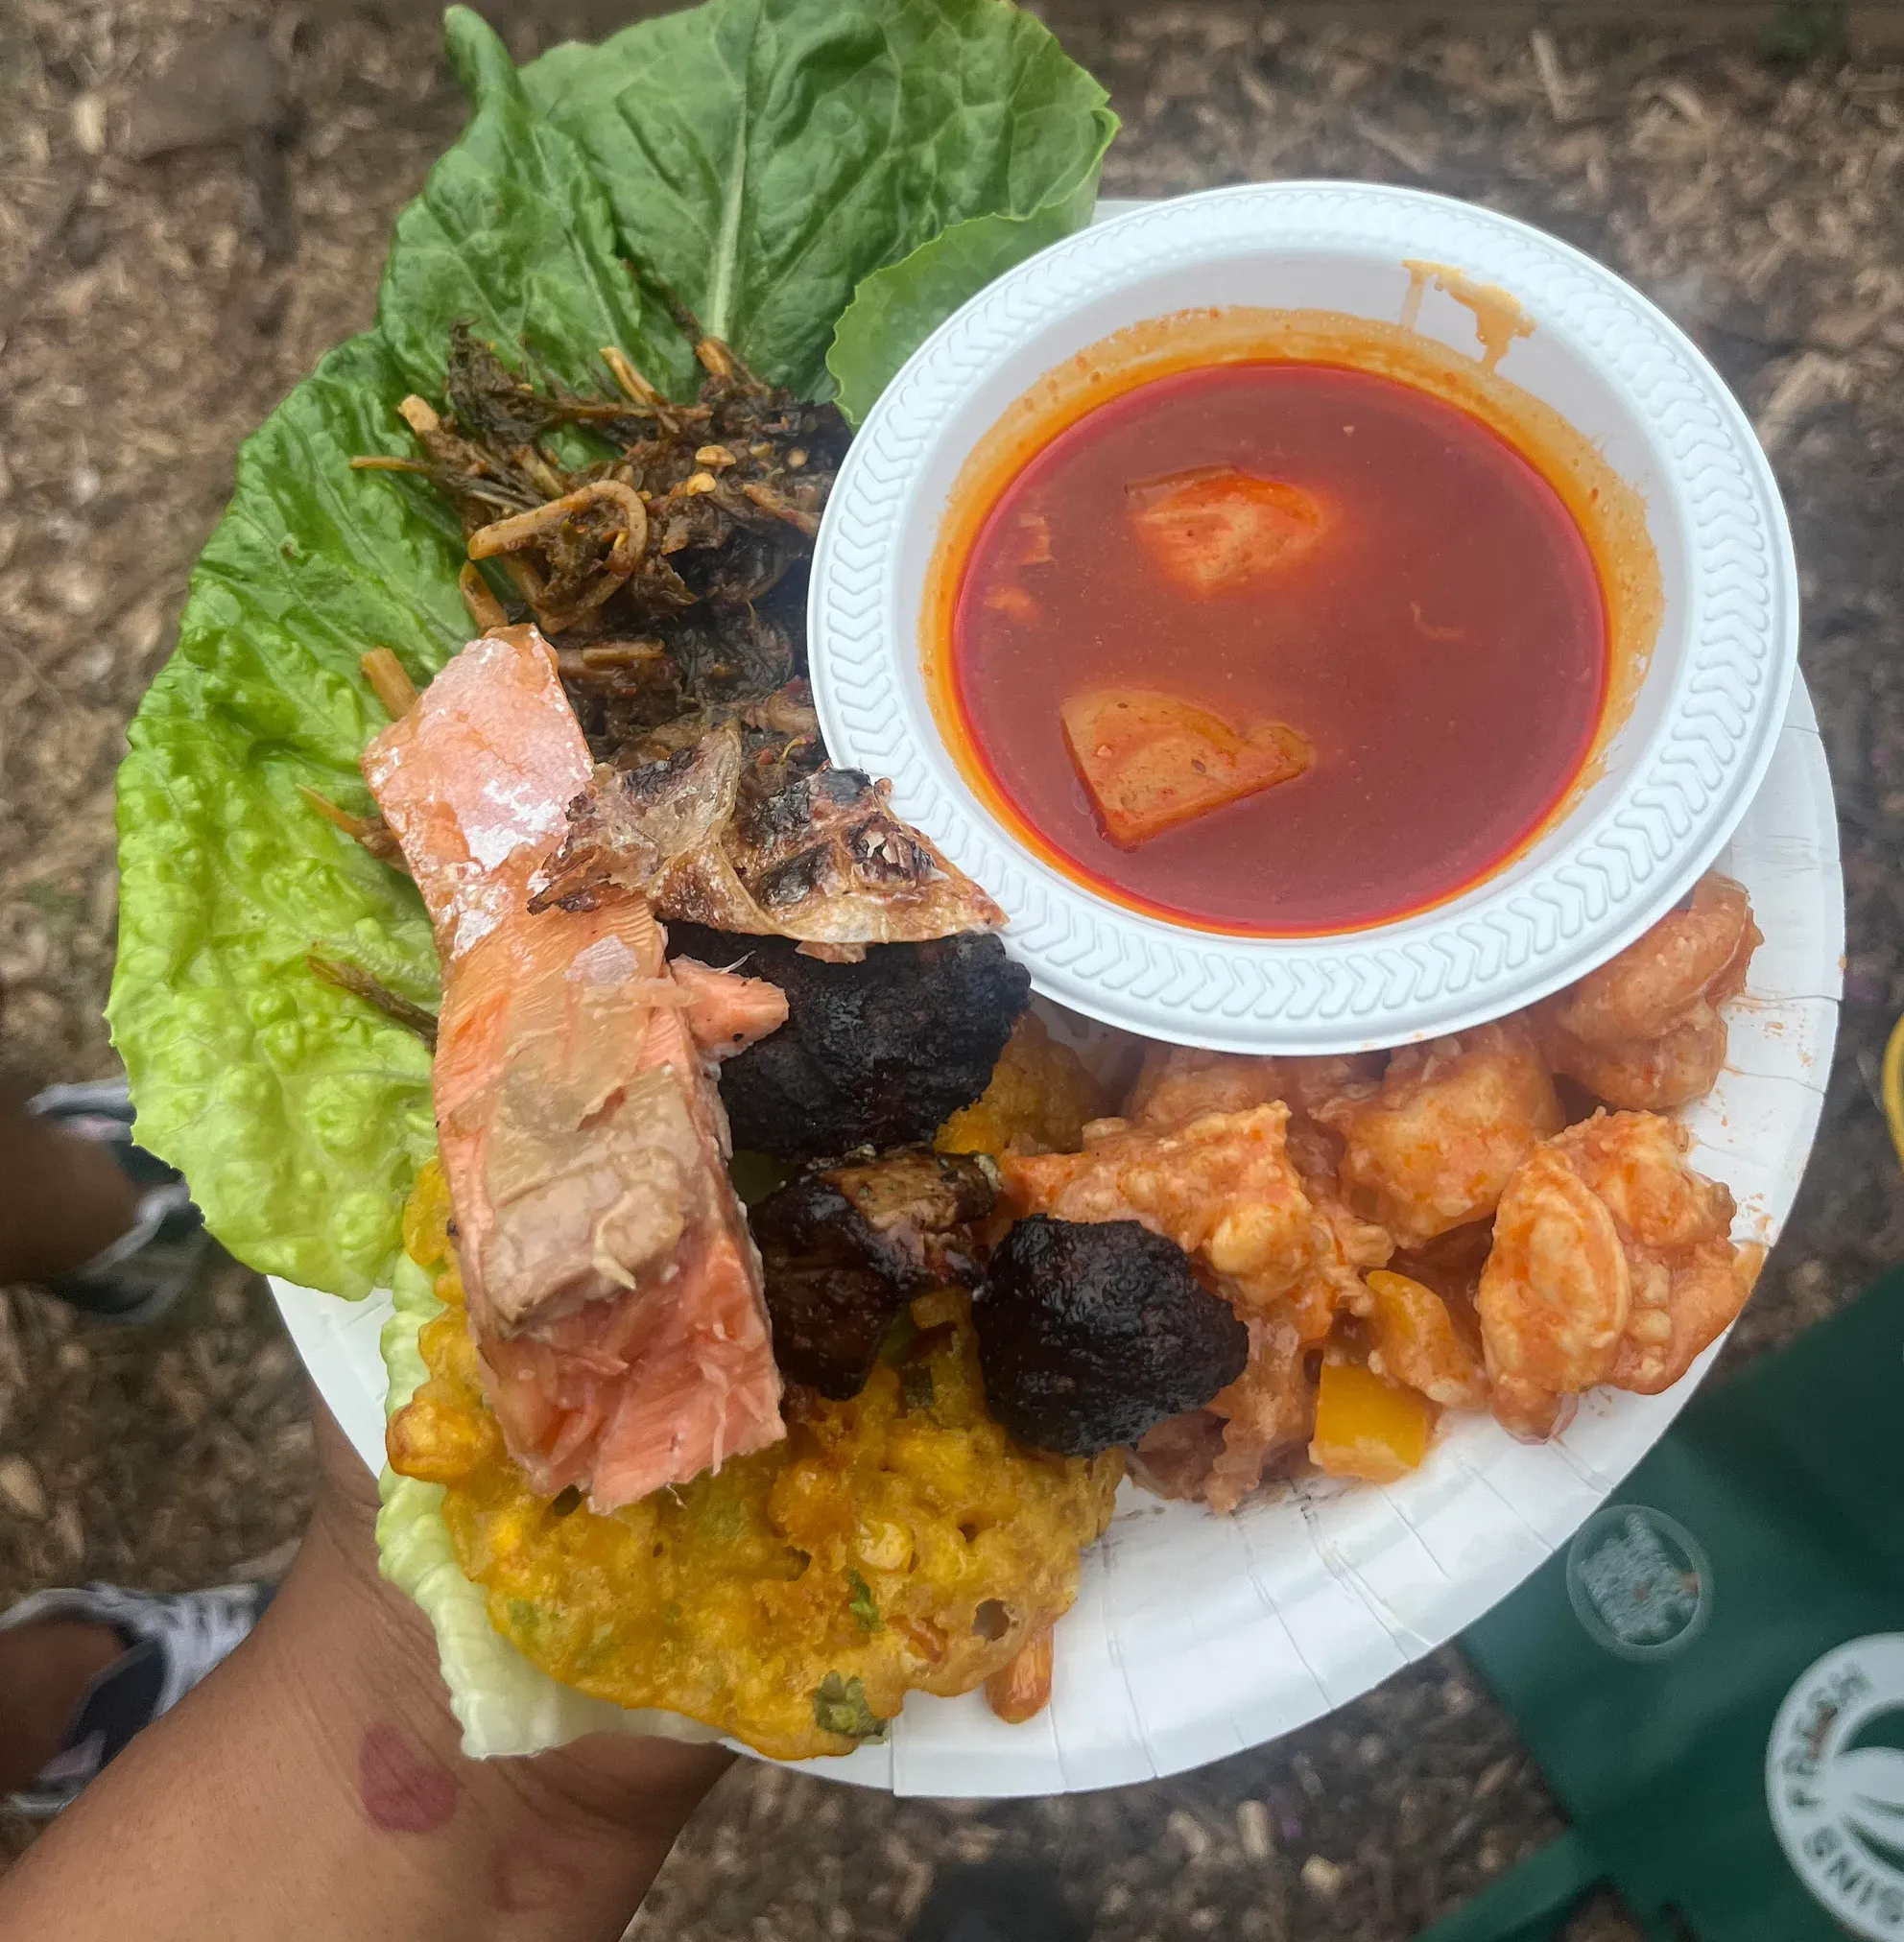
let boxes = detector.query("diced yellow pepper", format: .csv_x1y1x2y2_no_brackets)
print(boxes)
936,1013,1106,1158
1309,1362,1438,1483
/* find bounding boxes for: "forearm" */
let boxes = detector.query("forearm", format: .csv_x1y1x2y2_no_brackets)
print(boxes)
0,1417,730,1942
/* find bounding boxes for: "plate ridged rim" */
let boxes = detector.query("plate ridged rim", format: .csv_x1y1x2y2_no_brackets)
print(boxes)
809,179,1799,1053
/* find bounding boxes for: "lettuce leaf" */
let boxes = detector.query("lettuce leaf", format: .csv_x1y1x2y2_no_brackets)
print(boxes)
385,12,696,400
107,335,452,1298
522,0,1114,406
107,14,658,1298
825,182,1106,422
109,3,1112,1299
377,1255,719,1756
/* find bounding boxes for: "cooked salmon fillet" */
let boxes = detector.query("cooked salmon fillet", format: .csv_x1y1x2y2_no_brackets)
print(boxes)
362,626,787,1508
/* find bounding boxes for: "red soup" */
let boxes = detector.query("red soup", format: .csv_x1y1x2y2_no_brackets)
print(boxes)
949,362,1608,933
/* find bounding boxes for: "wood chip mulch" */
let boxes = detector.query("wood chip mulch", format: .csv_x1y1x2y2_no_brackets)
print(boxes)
3,5,1901,1936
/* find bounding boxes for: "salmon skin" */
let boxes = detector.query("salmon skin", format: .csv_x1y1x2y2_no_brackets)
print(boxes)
363,626,787,1509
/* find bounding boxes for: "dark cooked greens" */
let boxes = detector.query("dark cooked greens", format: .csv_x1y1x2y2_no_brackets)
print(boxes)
107,1,1114,1297
394,319,848,707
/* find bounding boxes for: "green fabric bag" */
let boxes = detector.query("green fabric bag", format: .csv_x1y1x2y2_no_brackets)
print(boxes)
1421,1268,1904,1942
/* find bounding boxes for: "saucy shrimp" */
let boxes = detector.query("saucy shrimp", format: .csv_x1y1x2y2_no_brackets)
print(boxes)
1478,1111,1763,1441
1315,1020,1564,1249
1538,874,1761,1111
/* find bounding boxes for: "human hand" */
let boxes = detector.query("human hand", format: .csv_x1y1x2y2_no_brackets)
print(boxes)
287,1390,735,1893
0,1385,732,1942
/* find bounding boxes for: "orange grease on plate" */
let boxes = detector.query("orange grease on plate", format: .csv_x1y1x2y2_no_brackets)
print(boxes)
1400,260,1535,375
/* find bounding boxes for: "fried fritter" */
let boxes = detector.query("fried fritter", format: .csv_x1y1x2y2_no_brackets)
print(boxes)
665,925,1031,1162
977,1216,1249,1457
393,1174,1119,1761
936,1013,1107,1160
753,1149,997,1399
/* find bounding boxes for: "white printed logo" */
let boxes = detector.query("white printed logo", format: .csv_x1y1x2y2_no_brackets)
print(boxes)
1564,1504,1712,1661
1767,1634,1904,1938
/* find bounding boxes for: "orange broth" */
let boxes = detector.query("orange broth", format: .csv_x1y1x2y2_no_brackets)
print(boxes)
925,307,1661,938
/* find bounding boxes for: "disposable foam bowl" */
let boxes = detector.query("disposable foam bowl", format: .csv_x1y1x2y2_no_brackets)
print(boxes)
808,181,1801,1053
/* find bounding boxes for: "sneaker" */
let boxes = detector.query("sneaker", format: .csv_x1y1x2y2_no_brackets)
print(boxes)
1,1581,272,1817
27,1079,208,1325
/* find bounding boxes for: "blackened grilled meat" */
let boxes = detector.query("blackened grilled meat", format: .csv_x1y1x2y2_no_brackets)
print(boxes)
975,1217,1249,1457
664,926,1030,1161
753,1149,997,1398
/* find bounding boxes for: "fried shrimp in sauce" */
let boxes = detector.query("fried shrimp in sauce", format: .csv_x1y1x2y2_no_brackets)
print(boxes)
1000,1104,1314,1316
1123,1049,1392,1334
1124,1045,1282,1127
1116,1053,1389,1331
1315,1020,1563,1249
1202,1315,1316,1514
1537,874,1760,1111
1478,1110,1763,1441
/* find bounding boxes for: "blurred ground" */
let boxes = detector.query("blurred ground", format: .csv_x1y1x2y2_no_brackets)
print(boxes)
1,3,1901,1936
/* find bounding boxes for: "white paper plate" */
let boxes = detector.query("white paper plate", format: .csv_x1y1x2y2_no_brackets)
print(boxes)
271,675,1839,1797
809,181,1801,1054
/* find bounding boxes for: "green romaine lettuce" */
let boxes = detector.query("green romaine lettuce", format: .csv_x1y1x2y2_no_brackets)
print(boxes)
108,13,665,1297
522,0,1115,409
825,187,1106,422
108,2,1113,1298
382,12,692,398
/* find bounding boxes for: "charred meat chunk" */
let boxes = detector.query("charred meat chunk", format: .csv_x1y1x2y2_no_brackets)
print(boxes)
975,1217,1249,1457
752,1149,997,1398
665,926,1031,1161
